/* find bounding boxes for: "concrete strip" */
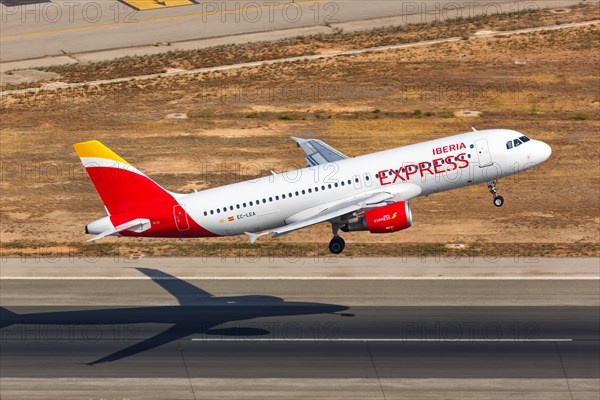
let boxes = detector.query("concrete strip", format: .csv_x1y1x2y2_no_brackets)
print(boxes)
0,56,78,73
0,25,333,72
2,20,598,96
2,0,590,63
1,377,596,400
76,25,333,64
1,278,598,306
1,257,598,279
1,276,598,280
2,0,594,63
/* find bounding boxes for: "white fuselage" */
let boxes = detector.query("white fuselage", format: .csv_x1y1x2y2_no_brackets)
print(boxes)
177,129,551,236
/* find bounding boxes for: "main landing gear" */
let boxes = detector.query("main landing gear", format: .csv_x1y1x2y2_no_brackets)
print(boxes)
329,236,346,254
329,223,346,254
487,180,504,207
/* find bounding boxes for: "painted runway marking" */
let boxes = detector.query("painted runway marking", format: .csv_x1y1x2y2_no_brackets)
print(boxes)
119,0,198,11
190,338,576,342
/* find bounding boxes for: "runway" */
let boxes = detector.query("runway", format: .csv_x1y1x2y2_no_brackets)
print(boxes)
0,0,589,63
1,257,599,399
2,305,599,378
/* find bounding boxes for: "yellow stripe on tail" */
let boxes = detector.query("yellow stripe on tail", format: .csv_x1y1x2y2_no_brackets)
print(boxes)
73,140,129,164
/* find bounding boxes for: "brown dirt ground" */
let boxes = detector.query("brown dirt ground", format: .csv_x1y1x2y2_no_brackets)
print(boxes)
1,20,599,257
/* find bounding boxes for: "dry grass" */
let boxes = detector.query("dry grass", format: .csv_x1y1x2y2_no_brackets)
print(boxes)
1,16,599,257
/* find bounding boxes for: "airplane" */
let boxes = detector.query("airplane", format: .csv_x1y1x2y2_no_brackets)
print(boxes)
74,128,551,254
0,268,349,365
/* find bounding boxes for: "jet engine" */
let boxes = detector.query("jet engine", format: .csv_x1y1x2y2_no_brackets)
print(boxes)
341,201,412,233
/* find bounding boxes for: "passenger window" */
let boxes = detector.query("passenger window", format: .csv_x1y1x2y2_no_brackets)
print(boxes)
275,196,279,200
210,210,214,215
203,211,207,216
243,203,246,207
249,201,253,206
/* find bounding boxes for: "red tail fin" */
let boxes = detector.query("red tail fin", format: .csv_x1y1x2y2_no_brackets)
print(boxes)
73,140,176,215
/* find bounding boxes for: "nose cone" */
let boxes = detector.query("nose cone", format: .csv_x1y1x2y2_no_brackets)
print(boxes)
537,141,552,163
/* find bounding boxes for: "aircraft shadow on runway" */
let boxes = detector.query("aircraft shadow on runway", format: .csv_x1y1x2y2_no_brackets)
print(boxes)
0,268,349,365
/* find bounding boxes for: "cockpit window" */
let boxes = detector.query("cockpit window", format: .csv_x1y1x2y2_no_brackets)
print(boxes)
507,136,531,150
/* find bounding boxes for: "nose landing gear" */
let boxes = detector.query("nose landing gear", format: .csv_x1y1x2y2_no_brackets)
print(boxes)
487,180,504,207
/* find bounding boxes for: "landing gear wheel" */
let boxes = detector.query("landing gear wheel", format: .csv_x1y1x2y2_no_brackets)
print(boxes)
487,180,504,208
493,195,504,207
329,236,345,254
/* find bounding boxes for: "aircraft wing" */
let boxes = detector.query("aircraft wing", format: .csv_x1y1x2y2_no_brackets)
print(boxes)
292,137,349,166
244,183,421,243
246,203,363,243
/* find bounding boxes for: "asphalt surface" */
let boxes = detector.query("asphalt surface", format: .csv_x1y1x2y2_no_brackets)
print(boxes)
1,305,599,378
0,0,590,62
1,258,598,398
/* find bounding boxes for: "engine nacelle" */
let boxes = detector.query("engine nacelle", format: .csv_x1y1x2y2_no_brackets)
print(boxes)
341,201,413,234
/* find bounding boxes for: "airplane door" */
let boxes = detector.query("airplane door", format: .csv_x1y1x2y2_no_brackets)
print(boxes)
173,204,190,231
474,138,493,167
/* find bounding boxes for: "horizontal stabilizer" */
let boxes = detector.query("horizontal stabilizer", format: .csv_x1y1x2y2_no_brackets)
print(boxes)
88,218,150,242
